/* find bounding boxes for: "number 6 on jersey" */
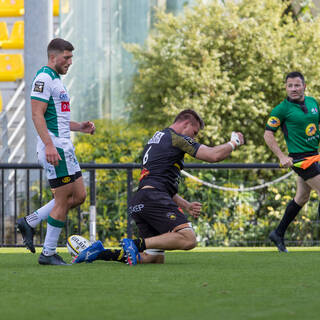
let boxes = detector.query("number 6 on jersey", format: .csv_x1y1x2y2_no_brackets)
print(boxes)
143,146,152,165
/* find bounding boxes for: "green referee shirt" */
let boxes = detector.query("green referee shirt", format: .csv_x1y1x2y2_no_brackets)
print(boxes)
265,96,320,154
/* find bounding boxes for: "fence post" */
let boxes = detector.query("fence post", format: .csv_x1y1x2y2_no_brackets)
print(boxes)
26,169,30,215
89,168,96,243
317,202,320,244
126,168,133,238
1,169,4,245
14,169,17,244
39,169,44,244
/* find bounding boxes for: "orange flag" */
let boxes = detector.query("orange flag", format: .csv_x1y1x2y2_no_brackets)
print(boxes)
293,154,320,170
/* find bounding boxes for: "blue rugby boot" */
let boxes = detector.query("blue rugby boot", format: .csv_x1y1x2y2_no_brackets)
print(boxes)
120,238,141,266
72,240,105,264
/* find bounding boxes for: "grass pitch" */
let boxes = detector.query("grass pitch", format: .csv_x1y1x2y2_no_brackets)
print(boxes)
1,247,320,320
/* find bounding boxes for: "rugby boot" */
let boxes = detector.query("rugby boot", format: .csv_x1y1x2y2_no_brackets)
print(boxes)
269,230,288,253
120,238,141,266
72,240,105,264
38,253,71,265
16,217,35,253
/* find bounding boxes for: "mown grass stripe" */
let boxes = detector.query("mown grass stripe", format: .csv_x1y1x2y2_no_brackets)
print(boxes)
1,246,320,253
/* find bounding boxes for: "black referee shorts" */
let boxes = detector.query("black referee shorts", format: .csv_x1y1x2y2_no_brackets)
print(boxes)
128,188,192,238
292,162,320,181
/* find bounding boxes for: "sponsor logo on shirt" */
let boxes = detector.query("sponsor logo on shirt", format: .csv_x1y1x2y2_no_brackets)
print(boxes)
306,135,319,142
305,123,317,136
267,116,280,128
61,101,70,112
59,91,69,101
33,81,44,93
148,131,165,144
139,168,150,181
311,107,318,114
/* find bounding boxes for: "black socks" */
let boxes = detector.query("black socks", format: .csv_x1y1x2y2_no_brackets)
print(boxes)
276,199,302,237
95,238,146,262
133,238,146,252
96,249,126,263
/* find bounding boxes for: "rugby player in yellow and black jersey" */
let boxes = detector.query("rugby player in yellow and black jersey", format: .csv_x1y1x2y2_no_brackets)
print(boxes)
73,109,244,265
124,109,245,264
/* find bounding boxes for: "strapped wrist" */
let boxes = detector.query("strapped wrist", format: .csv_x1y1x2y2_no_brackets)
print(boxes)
228,141,235,151
231,132,241,146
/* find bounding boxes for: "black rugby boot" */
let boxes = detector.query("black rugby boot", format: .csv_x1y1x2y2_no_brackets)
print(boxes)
16,217,35,253
38,253,71,265
269,230,288,253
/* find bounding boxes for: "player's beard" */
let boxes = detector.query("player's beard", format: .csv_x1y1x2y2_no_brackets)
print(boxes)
55,64,67,75
289,90,304,102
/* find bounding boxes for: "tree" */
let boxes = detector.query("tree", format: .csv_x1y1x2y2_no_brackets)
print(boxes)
73,119,150,245
283,0,318,20
126,0,320,164
30,120,150,246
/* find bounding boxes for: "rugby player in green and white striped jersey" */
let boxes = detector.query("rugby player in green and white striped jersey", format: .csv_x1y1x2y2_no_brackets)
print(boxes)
17,38,95,265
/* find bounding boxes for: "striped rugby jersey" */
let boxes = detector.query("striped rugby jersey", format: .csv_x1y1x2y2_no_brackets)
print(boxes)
31,66,71,139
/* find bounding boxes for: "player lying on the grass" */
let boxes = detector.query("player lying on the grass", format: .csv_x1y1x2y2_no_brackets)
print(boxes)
73,109,245,265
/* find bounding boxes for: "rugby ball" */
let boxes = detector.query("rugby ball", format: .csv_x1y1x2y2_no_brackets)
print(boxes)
66,235,91,256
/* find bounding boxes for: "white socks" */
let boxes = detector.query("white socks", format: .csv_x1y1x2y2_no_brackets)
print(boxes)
42,216,65,256
25,200,65,256
25,199,55,228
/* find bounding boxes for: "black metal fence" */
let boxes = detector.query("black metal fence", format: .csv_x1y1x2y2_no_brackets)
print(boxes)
2,162,319,248
0,163,139,246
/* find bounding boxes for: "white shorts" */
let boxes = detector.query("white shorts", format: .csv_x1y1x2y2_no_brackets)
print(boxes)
37,136,81,185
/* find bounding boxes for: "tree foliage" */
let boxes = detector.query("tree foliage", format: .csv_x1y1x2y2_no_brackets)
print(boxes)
29,117,320,247
73,119,150,245
127,0,320,163
283,0,317,21
31,120,150,247
30,0,320,247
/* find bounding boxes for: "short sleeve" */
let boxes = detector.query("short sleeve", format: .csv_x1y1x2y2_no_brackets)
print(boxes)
309,97,320,122
265,104,285,132
30,73,52,103
171,131,201,157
